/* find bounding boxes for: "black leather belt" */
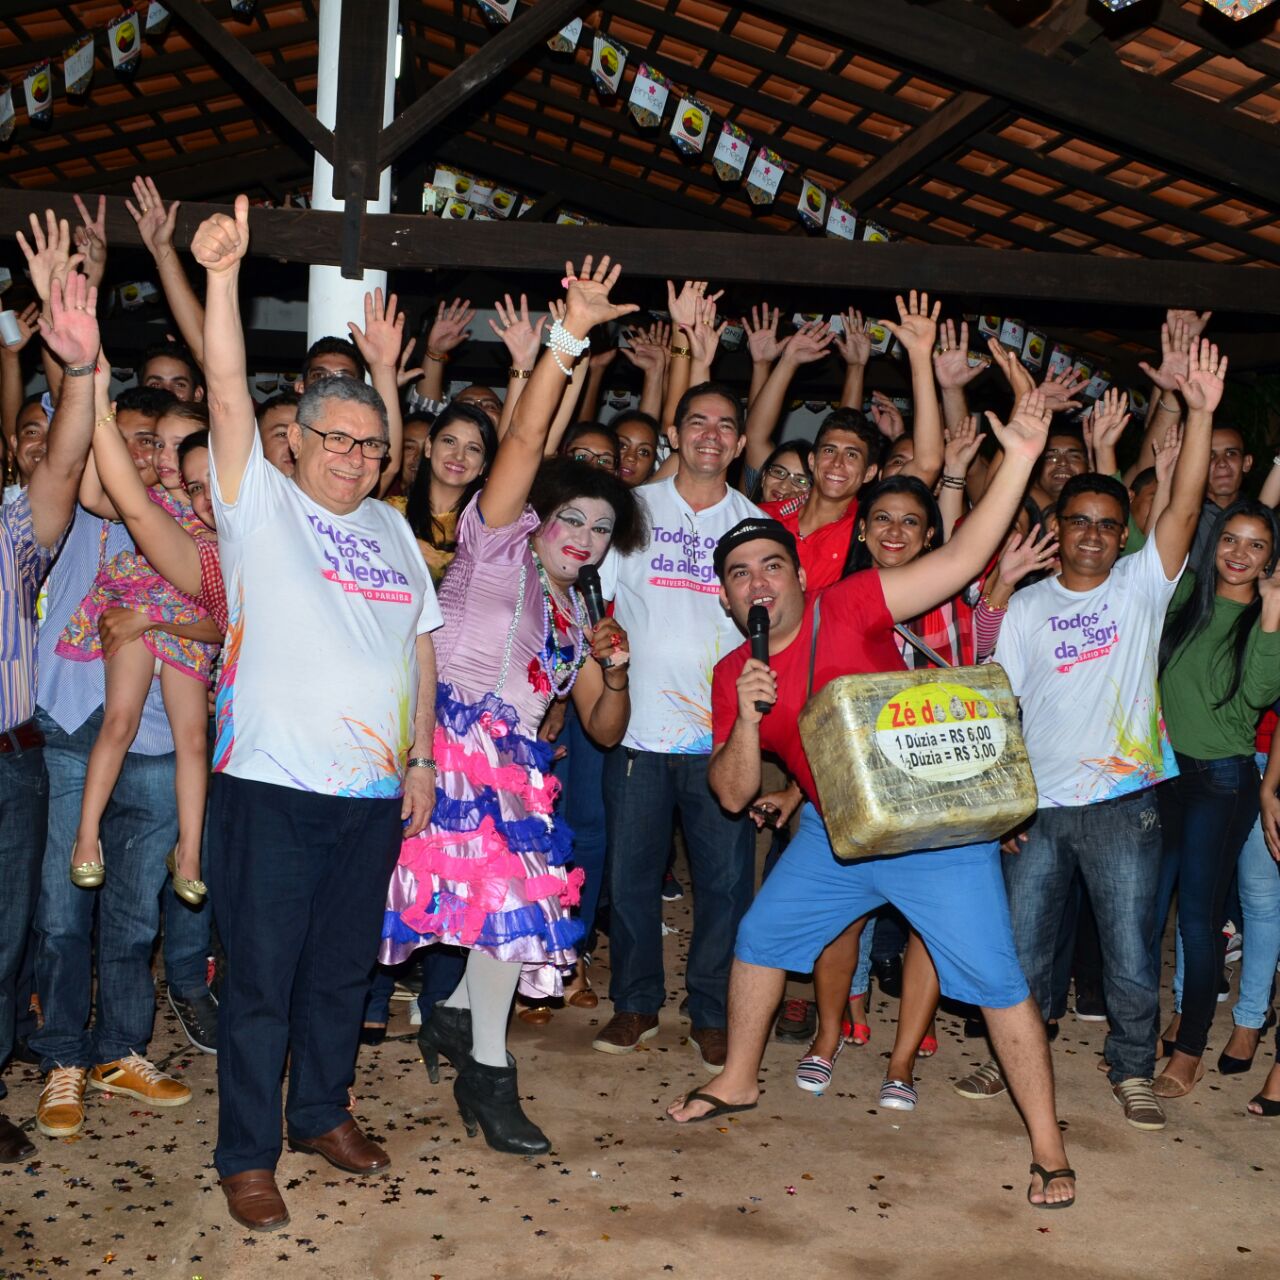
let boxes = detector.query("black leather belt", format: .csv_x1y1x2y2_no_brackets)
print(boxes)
0,720,45,754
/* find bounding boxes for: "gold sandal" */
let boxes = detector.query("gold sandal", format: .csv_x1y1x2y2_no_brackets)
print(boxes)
70,841,105,889
166,849,208,906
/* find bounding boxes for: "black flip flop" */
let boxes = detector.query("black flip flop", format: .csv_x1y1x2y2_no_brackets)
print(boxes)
1248,1094,1280,1117
1028,1163,1076,1210
677,1089,758,1123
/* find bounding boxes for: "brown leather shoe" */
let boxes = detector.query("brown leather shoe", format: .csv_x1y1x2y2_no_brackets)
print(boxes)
287,1117,390,1174
691,1026,728,1074
221,1169,289,1231
592,1011,659,1054
0,1115,36,1164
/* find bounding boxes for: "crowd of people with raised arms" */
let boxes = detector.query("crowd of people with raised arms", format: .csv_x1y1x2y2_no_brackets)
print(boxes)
2,186,1279,1231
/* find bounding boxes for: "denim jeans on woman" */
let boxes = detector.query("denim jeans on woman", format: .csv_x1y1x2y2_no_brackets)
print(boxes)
1002,788,1162,1085
1234,753,1280,1030
560,701,608,945
1152,753,1260,1058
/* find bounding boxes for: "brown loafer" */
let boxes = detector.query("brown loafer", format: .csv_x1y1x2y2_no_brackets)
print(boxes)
592,1011,660,1054
221,1169,289,1231
0,1115,36,1164
690,1025,728,1074
517,1003,553,1025
287,1117,390,1174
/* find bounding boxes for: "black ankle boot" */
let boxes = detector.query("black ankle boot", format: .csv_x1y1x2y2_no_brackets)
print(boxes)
454,1056,551,1156
418,1003,472,1084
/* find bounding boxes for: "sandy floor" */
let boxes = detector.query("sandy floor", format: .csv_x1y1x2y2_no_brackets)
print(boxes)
2,860,1278,1280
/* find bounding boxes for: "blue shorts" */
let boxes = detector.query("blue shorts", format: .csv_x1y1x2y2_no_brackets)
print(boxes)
735,804,1029,1009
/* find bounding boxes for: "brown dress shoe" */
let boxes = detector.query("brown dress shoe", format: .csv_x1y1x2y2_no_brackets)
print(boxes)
287,1117,390,1174
0,1115,36,1164
592,1011,659,1054
691,1026,728,1073
221,1169,289,1231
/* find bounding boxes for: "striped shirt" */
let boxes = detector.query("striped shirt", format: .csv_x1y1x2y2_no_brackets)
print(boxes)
0,492,59,734
36,506,174,754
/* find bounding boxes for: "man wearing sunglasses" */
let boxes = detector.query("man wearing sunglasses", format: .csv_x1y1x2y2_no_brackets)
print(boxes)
968,344,1220,1136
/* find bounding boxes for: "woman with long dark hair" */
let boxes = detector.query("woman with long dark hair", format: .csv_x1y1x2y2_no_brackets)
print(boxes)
1152,498,1280,1097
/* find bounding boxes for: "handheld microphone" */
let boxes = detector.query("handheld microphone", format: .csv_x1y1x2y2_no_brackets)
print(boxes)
747,604,772,714
577,566,610,668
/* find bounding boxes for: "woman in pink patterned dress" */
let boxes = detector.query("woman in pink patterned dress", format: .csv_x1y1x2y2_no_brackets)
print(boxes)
381,258,646,1155
59,391,225,904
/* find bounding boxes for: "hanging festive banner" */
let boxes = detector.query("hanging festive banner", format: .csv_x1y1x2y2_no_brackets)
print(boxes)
591,33,628,96
1022,329,1047,370
669,95,711,156
745,146,785,205
476,0,517,23
108,10,143,76
0,79,14,143
628,63,670,128
24,62,53,127
1202,0,1276,15
486,188,519,218
547,18,582,53
229,0,259,15
797,176,829,230
826,197,856,240
62,35,95,97
861,220,889,243
712,121,752,182
439,198,473,221
998,318,1025,352
117,280,159,310
145,2,172,36
864,320,894,356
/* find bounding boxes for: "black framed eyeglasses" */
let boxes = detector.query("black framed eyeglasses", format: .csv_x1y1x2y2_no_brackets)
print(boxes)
763,464,811,489
568,446,617,471
300,423,391,460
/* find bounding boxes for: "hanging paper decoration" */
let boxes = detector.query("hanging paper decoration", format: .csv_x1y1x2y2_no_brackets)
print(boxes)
1202,0,1276,15
861,220,889,243
1021,329,1046,370
62,35,95,97
476,0,517,23
486,187,519,218
591,33,628,96
145,2,172,35
1045,343,1073,378
628,63,670,128
117,280,159,310
440,198,473,221
1083,370,1111,401
229,0,259,15
557,211,587,226
745,146,786,205
109,10,143,76
1095,0,1143,8
712,121,752,182
548,18,582,53
826,197,856,240
797,176,829,230
669,95,711,157
863,320,894,356
0,79,13,143
24,62,53,127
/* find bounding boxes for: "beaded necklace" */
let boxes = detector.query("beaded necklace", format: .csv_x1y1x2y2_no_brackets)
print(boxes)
531,550,588,697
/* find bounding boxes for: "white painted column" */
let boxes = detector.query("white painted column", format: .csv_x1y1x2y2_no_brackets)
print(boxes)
306,0,399,346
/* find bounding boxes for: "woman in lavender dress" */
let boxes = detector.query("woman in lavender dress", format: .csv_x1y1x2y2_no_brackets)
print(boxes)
380,257,646,1154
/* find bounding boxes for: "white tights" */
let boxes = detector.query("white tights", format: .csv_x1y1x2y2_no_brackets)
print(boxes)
443,950,521,1067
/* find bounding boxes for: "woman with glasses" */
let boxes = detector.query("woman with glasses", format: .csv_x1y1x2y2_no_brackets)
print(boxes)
752,440,812,505
381,258,648,1156
558,421,620,474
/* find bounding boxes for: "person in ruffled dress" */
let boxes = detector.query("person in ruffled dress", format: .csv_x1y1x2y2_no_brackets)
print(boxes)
381,257,647,1154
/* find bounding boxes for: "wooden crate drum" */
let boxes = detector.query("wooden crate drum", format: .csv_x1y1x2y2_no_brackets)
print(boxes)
799,664,1038,859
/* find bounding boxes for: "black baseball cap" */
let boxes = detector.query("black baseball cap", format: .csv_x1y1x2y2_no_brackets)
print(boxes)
713,518,800,580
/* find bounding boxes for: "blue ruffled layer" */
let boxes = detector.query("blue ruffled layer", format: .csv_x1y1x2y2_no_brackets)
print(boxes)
381,897,585,954
436,682,554,774
431,790,575,865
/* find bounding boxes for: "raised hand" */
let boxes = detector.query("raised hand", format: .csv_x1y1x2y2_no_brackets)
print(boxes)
780,319,834,366
943,412,985,477
72,194,108,290
1175,338,1228,414
986,335,1035,400
191,194,250,274
986,387,1052,465
347,287,406,370
619,324,668,375
686,294,728,367
38,269,100,368
1152,420,1183,486
16,209,83,305
487,292,546,369
833,308,871,368
667,279,721,335
548,298,567,325
1168,308,1211,342
1139,313,1192,393
1038,367,1087,413
396,338,425,389
1087,387,1130,460
882,289,941,359
869,391,905,442
743,302,783,363
933,319,982,390
125,175,181,262
426,297,475,357
564,255,640,337
996,524,1059,588
4,302,40,353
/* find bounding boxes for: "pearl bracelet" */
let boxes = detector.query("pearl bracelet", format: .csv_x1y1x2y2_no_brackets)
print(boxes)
548,319,590,360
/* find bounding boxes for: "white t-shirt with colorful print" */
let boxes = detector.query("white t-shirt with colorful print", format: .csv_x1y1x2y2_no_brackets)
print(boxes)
995,531,1183,808
210,434,442,798
600,476,762,754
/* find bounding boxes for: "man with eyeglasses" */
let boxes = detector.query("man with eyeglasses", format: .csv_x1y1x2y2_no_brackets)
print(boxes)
1028,429,1088,523
194,198,443,1232
963,345,1218,1134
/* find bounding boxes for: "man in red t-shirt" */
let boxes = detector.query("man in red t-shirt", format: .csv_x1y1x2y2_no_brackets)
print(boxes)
667,388,1078,1210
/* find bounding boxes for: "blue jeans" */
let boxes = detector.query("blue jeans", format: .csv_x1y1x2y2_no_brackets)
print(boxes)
1003,789,1162,1084
604,749,754,1027
1235,753,1280,1029
561,701,608,943
31,706,177,1070
1153,753,1260,1057
163,768,214,999
207,774,402,1177
0,740,48,1100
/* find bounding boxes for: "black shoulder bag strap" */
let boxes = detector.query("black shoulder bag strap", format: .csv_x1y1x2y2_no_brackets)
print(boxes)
806,598,822,702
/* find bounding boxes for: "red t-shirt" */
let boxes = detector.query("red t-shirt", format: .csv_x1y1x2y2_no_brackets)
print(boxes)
1257,709,1277,756
711,569,903,809
760,497,858,593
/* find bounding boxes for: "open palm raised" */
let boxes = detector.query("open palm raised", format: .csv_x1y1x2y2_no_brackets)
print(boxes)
563,256,639,337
